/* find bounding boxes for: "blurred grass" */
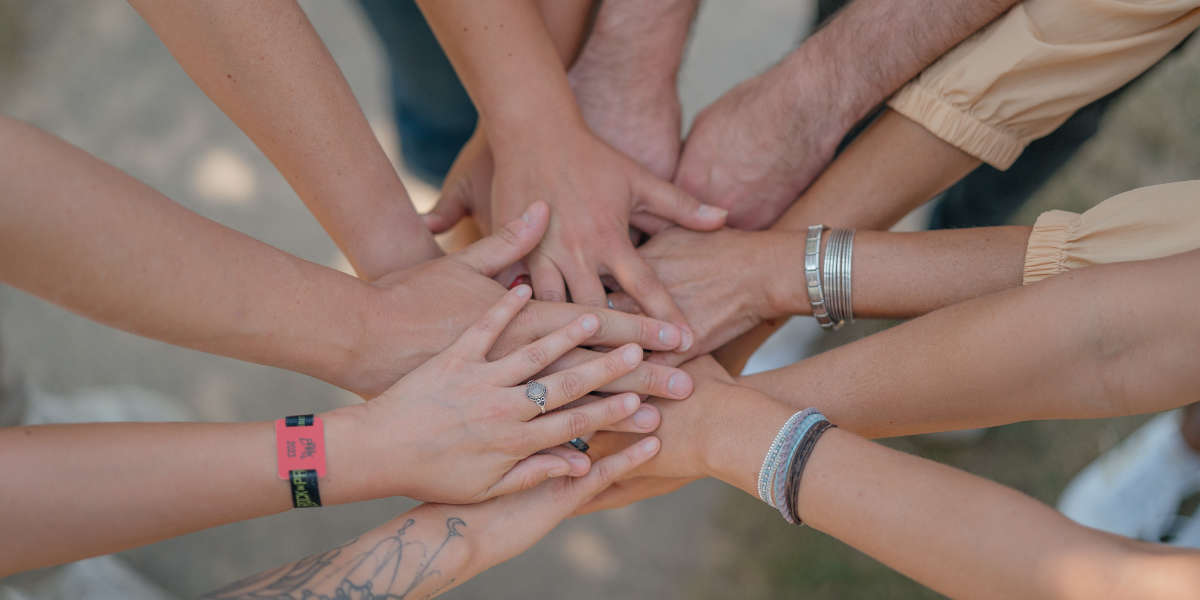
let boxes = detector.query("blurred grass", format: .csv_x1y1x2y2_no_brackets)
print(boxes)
696,36,1200,599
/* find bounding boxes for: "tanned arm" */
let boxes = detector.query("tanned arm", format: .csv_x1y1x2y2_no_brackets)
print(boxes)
129,0,440,280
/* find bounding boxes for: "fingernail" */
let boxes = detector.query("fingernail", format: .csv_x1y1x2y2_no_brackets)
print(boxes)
514,284,532,298
633,405,657,429
679,326,694,352
637,436,661,455
521,205,535,224
567,453,590,471
657,325,681,347
580,314,599,332
622,345,642,366
549,463,571,478
668,372,691,397
622,393,640,412
698,205,727,220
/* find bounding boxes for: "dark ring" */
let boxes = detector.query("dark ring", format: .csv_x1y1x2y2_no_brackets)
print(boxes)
566,437,589,453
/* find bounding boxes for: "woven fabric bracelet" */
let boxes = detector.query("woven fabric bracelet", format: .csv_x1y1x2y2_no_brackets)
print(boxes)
757,409,812,502
784,419,836,526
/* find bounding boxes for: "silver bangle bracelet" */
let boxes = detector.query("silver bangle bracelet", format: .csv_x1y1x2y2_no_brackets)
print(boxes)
822,229,855,327
803,225,834,329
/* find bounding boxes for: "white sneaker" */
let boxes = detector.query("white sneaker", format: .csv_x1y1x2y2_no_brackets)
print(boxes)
1057,410,1200,541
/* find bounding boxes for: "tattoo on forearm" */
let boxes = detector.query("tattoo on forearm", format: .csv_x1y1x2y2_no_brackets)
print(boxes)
204,517,467,600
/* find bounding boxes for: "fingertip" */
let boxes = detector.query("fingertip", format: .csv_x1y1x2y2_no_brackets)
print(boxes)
636,436,661,457
697,204,728,223
620,392,641,413
579,314,600,333
512,283,532,299
565,452,591,476
656,324,682,348
621,344,643,367
667,370,693,398
523,201,549,225
678,325,695,353
632,404,660,430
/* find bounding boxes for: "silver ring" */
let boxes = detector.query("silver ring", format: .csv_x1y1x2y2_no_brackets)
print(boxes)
526,380,548,414
607,298,615,309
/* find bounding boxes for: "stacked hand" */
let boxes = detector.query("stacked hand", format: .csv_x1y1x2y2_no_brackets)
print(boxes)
338,283,665,504
675,58,847,230
343,202,699,402
609,227,798,364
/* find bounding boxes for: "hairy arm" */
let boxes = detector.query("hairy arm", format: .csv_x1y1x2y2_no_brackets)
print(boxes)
129,0,440,280
676,0,1012,228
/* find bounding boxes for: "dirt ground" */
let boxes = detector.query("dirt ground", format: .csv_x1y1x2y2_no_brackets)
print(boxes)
0,1,1197,598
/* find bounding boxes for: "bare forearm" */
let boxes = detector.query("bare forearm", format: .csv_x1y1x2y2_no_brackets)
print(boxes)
0,410,375,576
773,110,981,231
764,225,1029,319
130,0,439,279
418,0,586,147
743,251,1200,437
798,0,1017,135
570,0,698,89
797,430,1200,600
694,391,1199,599
0,117,383,390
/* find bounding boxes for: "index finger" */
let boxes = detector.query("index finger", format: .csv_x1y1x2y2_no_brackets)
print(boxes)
525,301,685,352
607,248,695,352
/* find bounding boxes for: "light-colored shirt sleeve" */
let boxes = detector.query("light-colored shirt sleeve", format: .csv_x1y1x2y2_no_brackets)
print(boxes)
1023,180,1200,285
888,0,1200,170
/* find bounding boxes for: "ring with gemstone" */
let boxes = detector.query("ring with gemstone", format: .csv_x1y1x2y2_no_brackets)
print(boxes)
525,380,548,414
567,437,589,453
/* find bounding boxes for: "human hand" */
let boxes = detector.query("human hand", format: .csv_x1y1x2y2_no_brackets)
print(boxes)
568,44,683,234
488,127,726,342
675,57,848,230
347,284,661,505
339,202,697,398
422,128,495,236
574,355,742,512
609,227,796,364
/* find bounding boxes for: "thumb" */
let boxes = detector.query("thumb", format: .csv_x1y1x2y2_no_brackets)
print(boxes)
422,189,469,234
452,202,549,277
636,175,727,232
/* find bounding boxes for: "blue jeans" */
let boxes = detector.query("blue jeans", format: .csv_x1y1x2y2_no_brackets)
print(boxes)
357,0,476,185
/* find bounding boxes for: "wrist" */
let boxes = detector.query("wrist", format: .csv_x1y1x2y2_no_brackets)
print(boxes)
698,383,794,496
481,91,588,156
761,230,813,318
318,405,393,504
327,283,428,398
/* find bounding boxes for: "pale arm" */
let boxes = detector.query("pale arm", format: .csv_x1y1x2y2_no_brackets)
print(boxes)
0,411,373,577
129,0,440,280
203,436,662,600
698,392,1200,600
0,116,377,390
741,250,1200,438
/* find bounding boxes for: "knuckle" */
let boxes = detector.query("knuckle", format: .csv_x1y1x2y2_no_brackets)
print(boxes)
558,371,584,400
605,352,630,378
518,469,543,492
638,366,661,395
496,221,522,247
523,344,550,369
565,411,592,439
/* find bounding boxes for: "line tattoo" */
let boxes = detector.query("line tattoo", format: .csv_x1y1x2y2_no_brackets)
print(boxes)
203,517,467,600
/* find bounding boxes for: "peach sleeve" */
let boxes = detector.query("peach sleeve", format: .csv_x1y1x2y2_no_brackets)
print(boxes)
1023,181,1200,285
888,0,1200,170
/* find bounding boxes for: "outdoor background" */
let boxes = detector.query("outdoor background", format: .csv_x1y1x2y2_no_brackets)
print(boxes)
0,1,1197,598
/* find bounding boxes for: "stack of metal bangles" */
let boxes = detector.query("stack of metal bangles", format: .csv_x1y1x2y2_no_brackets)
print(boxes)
804,225,855,329
757,408,836,524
